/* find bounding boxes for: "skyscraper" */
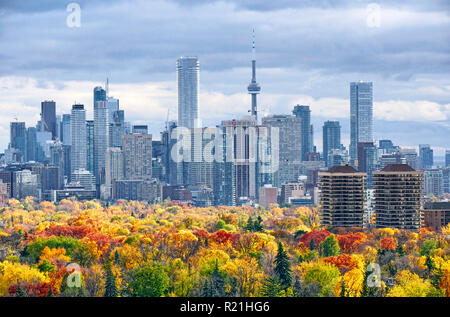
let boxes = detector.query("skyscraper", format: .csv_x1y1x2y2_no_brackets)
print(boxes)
41,101,56,139
94,100,109,185
419,144,434,170
293,105,313,161
319,165,366,228
10,122,27,162
446,150,450,168
70,104,87,173
374,164,423,230
93,86,106,108
350,82,373,166
323,121,341,166
61,114,71,146
357,142,377,188
177,56,200,129
104,147,123,200
86,120,94,174
262,115,302,187
123,134,152,180
248,30,261,121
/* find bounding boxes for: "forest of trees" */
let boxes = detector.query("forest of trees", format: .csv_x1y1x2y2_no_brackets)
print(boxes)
0,197,449,297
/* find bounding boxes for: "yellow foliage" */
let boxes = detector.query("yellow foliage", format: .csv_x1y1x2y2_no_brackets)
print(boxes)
0,261,49,296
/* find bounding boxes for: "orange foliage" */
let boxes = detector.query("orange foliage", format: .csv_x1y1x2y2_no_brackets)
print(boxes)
322,254,358,273
337,232,367,253
380,237,397,251
299,230,331,248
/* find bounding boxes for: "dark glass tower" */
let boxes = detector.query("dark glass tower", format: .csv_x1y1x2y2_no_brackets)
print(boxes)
41,101,56,139
293,105,313,161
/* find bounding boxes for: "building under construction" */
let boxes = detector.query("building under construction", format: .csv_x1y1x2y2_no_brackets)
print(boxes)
319,165,366,227
374,164,423,230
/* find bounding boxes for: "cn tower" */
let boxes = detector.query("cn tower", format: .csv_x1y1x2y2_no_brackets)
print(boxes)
247,29,261,121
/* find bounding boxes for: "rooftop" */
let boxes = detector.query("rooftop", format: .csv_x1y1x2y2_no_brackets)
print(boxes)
381,164,415,172
328,165,358,173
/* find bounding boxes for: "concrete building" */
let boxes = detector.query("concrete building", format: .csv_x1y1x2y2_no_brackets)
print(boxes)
424,169,444,197
319,165,366,228
280,182,305,205
103,147,123,200
94,100,109,185
262,115,302,187
374,164,423,230
258,185,278,209
71,168,96,191
423,202,450,231
123,134,152,180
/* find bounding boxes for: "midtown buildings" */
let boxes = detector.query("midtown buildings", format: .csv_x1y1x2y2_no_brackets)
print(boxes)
374,164,423,230
323,121,341,167
70,104,87,174
319,165,367,228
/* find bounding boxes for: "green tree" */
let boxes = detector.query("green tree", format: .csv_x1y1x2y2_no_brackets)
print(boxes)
202,261,226,297
320,233,340,257
260,277,282,297
129,263,169,297
104,265,118,297
16,284,27,297
274,242,292,290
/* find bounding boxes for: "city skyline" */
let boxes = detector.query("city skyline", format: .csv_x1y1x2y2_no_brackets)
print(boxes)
0,0,449,156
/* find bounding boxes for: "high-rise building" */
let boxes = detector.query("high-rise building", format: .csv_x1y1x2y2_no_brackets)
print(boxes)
262,115,302,187
93,86,106,108
177,56,199,129
424,169,444,197
10,122,27,162
357,142,377,188
61,114,71,146
132,125,148,134
419,144,434,170
445,150,450,168
106,97,119,124
94,100,109,185
123,134,152,180
26,127,37,162
12,169,40,200
323,121,341,166
319,165,366,227
110,110,125,148
70,104,87,174
104,147,123,200
86,120,94,174
350,82,373,166
71,168,96,191
258,185,278,209
399,148,419,170
41,101,56,139
293,105,313,161
374,164,423,230
327,148,349,168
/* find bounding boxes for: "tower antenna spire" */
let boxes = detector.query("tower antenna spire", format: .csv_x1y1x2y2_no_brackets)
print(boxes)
106,78,109,97
247,28,261,121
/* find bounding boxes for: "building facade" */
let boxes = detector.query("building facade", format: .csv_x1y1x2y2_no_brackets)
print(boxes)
350,82,373,166
177,56,200,129
374,164,423,230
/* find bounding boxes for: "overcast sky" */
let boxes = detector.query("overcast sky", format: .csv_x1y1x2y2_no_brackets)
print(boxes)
0,0,449,158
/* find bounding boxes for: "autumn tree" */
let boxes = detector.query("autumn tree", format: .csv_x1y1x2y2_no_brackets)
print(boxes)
320,234,340,257
129,263,169,297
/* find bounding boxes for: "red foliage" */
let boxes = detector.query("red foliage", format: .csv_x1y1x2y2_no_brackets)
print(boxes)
299,230,331,249
380,237,397,251
209,230,239,244
323,254,358,273
8,282,56,297
337,232,367,253
193,229,209,239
